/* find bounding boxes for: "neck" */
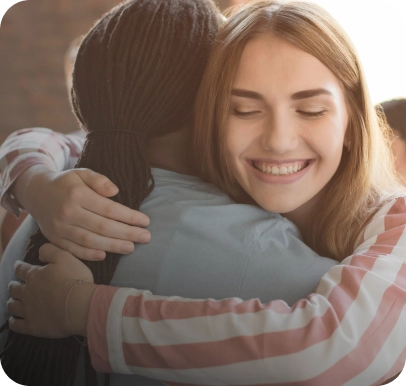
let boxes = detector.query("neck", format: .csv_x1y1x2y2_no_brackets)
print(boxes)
283,189,324,236
145,126,197,176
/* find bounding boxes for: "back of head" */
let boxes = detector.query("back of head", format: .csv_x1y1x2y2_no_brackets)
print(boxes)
194,0,401,260
1,1,221,385
72,0,220,137
380,99,406,139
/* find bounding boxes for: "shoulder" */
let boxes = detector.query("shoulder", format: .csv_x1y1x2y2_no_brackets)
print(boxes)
355,194,406,251
377,194,406,214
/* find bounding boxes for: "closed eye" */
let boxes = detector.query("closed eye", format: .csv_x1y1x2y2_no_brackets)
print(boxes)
297,110,327,118
232,109,261,118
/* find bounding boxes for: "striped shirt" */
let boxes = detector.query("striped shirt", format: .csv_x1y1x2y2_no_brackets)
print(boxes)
0,128,405,385
0,128,84,216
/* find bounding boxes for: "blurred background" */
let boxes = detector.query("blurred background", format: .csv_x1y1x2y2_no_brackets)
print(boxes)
0,0,405,143
0,0,405,255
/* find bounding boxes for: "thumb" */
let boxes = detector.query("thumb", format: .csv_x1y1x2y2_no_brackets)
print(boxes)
75,169,118,197
39,243,76,265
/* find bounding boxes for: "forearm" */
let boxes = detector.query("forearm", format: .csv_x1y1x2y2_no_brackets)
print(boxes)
88,275,405,384
9,164,56,212
1,128,147,261
85,197,406,384
0,128,84,215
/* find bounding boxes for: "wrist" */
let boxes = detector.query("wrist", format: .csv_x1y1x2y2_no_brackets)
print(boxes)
11,164,56,211
66,281,98,337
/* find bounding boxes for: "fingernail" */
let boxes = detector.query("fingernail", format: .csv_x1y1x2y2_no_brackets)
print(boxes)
121,243,134,254
139,233,151,243
105,182,118,192
139,217,150,227
95,251,106,260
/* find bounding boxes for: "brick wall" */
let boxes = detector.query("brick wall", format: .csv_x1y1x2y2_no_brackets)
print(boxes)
0,0,233,144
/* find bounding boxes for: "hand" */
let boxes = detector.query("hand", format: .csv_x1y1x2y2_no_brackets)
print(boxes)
7,244,97,338
12,165,151,260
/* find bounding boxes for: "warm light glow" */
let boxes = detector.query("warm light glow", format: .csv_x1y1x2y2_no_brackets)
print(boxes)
228,0,406,105
312,0,406,104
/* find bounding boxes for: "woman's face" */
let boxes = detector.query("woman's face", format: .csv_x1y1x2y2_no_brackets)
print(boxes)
226,34,349,225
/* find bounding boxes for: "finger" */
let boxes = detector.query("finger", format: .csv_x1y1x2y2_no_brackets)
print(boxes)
55,238,106,261
75,211,151,244
80,193,150,227
75,169,118,197
65,227,136,254
13,260,32,282
38,243,75,264
7,299,24,318
8,316,28,335
8,281,24,300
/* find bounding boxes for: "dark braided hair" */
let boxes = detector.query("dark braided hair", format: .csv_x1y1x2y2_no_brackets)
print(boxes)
0,0,221,384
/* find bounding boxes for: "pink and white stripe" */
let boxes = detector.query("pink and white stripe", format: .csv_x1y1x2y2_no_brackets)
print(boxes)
0,127,405,385
87,197,406,385
0,128,84,214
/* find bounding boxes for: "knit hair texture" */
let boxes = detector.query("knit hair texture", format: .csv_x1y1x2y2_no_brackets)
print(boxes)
0,0,220,385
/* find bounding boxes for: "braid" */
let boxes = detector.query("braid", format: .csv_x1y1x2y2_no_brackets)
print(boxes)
1,0,221,385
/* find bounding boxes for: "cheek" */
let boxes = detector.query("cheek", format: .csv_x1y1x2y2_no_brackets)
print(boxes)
317,118,347,156
226,122,250,164
225,125,242,175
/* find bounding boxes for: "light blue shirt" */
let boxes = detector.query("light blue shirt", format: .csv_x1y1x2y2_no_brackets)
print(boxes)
0,168,338,385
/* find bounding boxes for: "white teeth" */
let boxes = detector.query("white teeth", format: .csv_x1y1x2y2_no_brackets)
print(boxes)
254,161,308,176
271,166,279,175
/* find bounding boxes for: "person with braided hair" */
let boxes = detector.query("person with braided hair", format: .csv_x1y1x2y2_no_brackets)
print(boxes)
0,0,224,385
380,98,406,185
1,1,406,386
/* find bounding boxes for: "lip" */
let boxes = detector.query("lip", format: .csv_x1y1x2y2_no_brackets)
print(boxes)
246,159,314,185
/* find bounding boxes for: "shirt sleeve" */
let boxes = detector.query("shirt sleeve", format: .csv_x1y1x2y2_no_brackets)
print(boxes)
0,128,85,216
87,196,406,386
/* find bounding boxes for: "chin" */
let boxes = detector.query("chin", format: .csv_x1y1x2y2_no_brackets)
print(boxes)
254,196,302,215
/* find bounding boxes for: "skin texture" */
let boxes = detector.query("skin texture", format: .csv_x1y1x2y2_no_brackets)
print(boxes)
5,125,194,261
226,34,349,234
10,165,151,260
8,244,95,338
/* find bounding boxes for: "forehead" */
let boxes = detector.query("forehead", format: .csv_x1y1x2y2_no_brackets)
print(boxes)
233,34,343,98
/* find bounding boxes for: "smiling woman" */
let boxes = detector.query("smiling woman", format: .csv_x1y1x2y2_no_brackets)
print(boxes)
226,35,349,229
0,1,405,385
193,0,403,261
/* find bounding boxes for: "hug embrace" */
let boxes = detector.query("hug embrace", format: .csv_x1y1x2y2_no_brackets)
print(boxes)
0,0,405,385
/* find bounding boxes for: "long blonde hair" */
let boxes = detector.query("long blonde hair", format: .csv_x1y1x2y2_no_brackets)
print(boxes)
193,0,403,261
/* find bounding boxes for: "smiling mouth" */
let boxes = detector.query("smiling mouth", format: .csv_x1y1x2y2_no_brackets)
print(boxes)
252,160,310,176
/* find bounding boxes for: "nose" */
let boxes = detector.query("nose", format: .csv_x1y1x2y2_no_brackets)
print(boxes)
260,112,299,154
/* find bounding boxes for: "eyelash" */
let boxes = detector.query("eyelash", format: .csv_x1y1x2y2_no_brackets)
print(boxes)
232,109,260,118
232,109,327,119
297,110,327,118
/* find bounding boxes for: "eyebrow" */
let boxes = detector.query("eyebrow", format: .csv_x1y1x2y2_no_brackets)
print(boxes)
291,88,333,100
231,89,264,101
231,88,333,102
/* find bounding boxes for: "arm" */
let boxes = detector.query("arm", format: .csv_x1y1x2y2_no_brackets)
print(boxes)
86,196,406,385
0,127,84,215
0,128,151,260
9,197,406,385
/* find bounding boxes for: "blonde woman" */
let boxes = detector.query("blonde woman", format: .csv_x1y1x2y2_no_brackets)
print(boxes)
193,1,403,262
3,1,406,385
